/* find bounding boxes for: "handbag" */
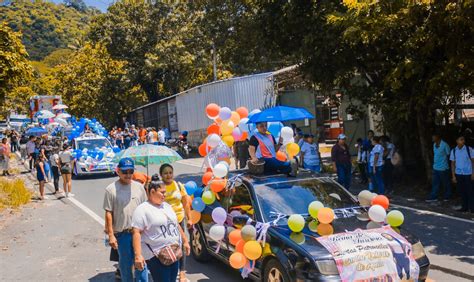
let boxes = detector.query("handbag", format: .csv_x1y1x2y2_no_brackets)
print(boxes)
145,210,183,266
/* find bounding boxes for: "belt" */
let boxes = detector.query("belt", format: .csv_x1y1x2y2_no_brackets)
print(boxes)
115,228,133,234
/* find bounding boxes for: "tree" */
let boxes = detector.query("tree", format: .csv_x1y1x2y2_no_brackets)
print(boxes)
0,22,33,117
52,43,148,127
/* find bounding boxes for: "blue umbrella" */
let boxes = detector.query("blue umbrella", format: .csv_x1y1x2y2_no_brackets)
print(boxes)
26,127,48,136
247,106,314,123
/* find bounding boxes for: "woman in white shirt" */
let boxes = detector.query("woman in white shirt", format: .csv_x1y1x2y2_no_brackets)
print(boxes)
369,136,385,194
132,175,190,282
59,144,75,197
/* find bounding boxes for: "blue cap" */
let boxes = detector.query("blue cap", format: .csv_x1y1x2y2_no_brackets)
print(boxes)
118,158,135,170
338,134,347,140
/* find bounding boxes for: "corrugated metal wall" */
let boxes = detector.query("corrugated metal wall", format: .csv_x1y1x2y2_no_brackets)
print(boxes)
176,73,275,133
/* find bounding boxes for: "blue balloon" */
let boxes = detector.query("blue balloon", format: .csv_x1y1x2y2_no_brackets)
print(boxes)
113,147,121,153
192,197,205,212
268,122,283,139
184,181,197,195
97,151,104,160
193,187,203,198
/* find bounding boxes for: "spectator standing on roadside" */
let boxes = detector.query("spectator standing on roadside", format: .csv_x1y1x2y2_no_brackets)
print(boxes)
369,136,385,194
36,155,47,200
138,127,147,145
130,125,139,147
450,135,474,213
362,130,375,163
116,128,124,149
356,138,368,184
0,138,11,176
49,148,61,194
59,144,75,197
103,158,148,282
26,136,36,171
9,130,20,153
331,134,352,189
162,125,171,142
300,134,322,173
148,127,158,145
426,133,452,202
158,127,166,145
381,136,395,194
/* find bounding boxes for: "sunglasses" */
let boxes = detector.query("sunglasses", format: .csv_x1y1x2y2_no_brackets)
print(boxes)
120,169,135,175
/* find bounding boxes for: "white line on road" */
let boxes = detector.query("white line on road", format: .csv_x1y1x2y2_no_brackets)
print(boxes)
392,204,474,224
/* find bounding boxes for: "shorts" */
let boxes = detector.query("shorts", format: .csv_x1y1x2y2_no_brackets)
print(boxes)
60,166,72,174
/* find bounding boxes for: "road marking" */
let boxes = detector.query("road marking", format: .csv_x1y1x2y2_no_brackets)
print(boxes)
391,204,474,224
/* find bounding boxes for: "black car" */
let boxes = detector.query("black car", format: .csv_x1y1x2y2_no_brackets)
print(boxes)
177,171,430,281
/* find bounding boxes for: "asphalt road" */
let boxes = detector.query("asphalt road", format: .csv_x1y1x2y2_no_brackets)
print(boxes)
67,158,474,281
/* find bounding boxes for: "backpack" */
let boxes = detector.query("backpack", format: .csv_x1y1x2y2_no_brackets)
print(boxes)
451,146,472,160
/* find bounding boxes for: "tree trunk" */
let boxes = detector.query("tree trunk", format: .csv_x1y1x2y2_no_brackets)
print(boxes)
415,106,434,184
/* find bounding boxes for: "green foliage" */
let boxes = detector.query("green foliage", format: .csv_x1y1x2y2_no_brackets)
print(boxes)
0,0,99,60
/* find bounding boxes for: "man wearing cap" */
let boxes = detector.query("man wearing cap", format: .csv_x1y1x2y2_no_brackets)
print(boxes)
103,158,148,282
331,134,352,189
249,122,296,175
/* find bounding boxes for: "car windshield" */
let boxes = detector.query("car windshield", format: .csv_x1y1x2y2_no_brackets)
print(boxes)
76,139,110,150
254,178,356,224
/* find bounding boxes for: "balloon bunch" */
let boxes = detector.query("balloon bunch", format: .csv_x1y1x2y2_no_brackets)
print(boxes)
68,117,108,140
276,126,301,161
358,190,404,230
287,201,336,243
228,224,263,269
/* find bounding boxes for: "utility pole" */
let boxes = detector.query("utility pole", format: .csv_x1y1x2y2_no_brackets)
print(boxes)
212,42,217,81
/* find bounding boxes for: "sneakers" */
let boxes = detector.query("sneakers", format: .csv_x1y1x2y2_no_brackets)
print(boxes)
65,191,68,198
68,193,75,197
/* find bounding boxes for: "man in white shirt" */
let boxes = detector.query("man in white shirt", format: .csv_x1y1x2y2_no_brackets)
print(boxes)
450,135,474,213
26,136,37,171
158,128,166,145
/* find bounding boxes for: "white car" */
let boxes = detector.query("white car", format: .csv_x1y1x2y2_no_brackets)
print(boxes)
72,134,117,177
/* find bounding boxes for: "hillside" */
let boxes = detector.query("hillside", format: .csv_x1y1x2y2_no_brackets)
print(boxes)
0,0,99,60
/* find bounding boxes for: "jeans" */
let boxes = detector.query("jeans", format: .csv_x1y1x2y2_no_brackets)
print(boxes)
115,232,148,282
455,174,474,212
146,256,179,282
304,163,321,173
262,157,291,175
382,160,394,192
51,166,60,191
10,142,19,153
336,163,352,190
430,169,452,200
369,165,385,194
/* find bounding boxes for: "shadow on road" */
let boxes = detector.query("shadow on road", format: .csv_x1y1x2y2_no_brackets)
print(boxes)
89,272,115,282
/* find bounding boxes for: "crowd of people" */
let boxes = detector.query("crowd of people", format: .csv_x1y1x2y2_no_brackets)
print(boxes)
108,125,171,149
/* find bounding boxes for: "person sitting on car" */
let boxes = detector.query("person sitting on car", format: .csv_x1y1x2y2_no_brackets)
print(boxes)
248,122,297,176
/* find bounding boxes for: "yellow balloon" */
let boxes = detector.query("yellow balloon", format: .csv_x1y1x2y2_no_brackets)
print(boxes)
222,135,235,147
243,240,262,260
286,142,300,157
230,111,241,126
220,120,234,136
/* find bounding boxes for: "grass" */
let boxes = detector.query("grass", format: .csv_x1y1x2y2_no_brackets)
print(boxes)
0,178,32,210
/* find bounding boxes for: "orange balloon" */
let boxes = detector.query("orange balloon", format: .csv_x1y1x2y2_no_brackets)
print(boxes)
240,132,248,141
207,124,220,135
317,207,335,224
210,178,227,193
230,111,241,126
371,195,389,210
206,167,213,173
229,252,247,269
206,103,220,118
276,151,287,162
215,117,223,125
317,223,334,236
236,107,249,119
236,239,245,253
229,229,242,246
202,172,213,186
188,210,201,225
199,144,207,157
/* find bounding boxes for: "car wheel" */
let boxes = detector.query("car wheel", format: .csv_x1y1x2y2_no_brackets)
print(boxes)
190,227,211,262
264,259,290,282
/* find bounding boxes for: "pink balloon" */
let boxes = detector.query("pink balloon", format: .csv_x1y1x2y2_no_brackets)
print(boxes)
232,127,243,141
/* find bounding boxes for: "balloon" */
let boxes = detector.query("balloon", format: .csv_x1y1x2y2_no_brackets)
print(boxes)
371,195,390,210
207,124,220,135
213,163,228,178
219,107,232,120
366,221,382,229
192,198,205,212
193,187,203,198
236,107,249,119
280,126,294,141
317,207,335,224
215,117,223,125
241,225,257,241
290,232,306,245
268,122,283,139
308,201,324,218
206,103,220,119
229,252,247,269
210,178,227,193
308,220,318,232
368,205,387,222
276,151,287,162
241,132,249,141
235,239,245,253
248,109,261,118
220,120,234,136
232,127,243,141
199,143,208,157
207,134,221,148
209,224,226,241
239,118,250,132
188,210,201,225
230,111,241,125
386,210,404,227
212,207,227,225
358,190,373,206
317,223,334,236
184,181,198,195
202,191,216,205
288,214,305,233
243,241,262,260
229,229,242,246
286,143,300,157
202,171,213,185
222,135,235,147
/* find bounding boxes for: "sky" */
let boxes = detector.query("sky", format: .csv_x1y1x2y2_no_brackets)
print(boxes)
49,0,113,12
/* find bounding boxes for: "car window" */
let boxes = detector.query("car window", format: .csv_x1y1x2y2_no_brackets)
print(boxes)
219,183,255,221
77,139,110,150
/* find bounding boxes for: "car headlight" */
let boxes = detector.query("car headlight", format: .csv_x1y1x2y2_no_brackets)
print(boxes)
315,260,339,275
412,241,426,259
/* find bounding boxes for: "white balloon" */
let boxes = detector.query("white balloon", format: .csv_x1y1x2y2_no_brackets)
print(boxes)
358,190,373,206
280,126,294,140
218,161,230,170
239,118,250,132
368,205,387,223
209,224,226,241
283,137,295,146
219,107,232,120
213,163,228,178
207,134,221,148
